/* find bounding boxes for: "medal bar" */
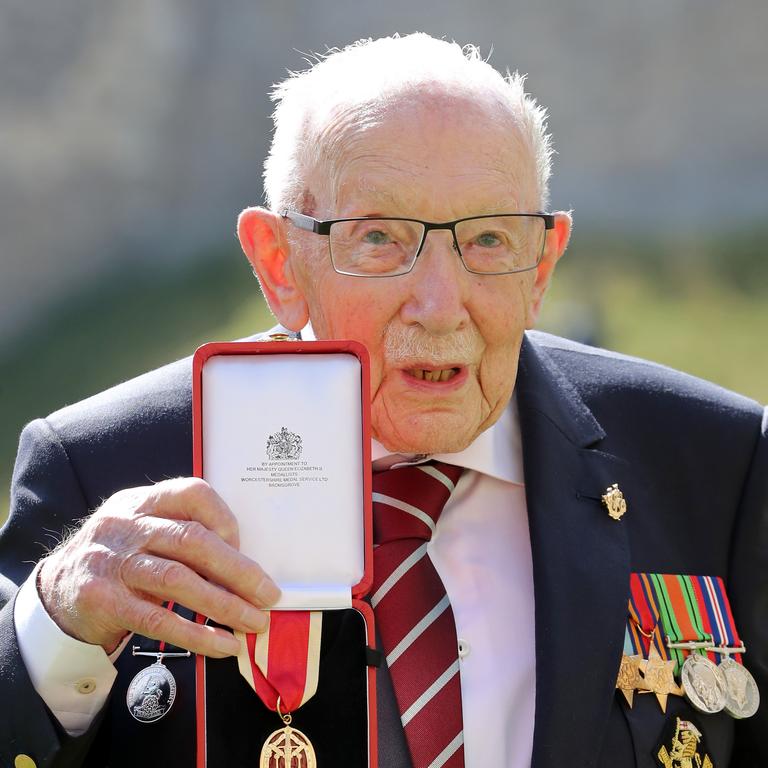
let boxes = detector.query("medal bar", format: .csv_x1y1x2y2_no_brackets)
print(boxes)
704,644,747,655
131,647,192,660
665,638,712,651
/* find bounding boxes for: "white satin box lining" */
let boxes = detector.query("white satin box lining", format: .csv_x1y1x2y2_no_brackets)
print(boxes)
202,353,365,610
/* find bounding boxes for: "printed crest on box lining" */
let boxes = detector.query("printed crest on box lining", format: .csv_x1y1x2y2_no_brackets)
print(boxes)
266,427,303,460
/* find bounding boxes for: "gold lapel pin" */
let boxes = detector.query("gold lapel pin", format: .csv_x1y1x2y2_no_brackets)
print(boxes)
602,483,627,520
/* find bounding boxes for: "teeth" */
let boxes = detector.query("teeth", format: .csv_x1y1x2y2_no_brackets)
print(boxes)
409,368,457,382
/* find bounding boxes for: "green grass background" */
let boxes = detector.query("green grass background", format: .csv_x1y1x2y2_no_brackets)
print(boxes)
1,231,766,524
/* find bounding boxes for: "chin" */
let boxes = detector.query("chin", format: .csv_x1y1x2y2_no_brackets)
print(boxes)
374,414,479,455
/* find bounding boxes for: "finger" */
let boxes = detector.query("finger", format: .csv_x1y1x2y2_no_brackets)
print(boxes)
139,477,241,549
120,553,270,633
120,593,241,657
141,516,281,607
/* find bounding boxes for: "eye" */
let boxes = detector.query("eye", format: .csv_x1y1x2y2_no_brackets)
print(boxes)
362,229,392,245
474,231,503,248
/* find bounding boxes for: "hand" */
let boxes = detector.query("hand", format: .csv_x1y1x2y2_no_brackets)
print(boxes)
37,477,280,657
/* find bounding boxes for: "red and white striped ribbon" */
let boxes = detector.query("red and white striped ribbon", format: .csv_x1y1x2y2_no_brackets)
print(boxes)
236,610,323,713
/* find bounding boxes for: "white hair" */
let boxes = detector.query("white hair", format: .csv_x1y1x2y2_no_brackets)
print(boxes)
264,33,554,213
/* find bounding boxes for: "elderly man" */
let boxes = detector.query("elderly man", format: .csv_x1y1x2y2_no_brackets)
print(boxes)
0,34,765,768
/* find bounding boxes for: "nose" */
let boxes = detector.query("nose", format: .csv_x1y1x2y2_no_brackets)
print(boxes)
399,229,471,335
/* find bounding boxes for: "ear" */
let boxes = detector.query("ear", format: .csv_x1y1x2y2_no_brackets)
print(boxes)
527,211,572,326
237,207,309,331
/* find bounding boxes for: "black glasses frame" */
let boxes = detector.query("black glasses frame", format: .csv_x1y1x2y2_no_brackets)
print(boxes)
281,210,555,277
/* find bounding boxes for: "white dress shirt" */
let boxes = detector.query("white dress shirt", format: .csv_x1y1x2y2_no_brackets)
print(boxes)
372,397,535,768
15,386,536,767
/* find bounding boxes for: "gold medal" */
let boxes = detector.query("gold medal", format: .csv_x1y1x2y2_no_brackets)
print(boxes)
638,646,684,712
616,654,644,707
622,590,684,712
260,699,317,768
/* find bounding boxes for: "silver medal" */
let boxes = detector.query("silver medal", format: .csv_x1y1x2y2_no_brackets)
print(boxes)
719,656,760,719
680,654,727,714
126,646,189,723
126,660,177,723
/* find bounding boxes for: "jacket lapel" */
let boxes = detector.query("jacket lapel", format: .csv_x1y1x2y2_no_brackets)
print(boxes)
517,334,631,768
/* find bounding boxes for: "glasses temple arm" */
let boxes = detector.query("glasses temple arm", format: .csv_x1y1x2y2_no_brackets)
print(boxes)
281,210,323,233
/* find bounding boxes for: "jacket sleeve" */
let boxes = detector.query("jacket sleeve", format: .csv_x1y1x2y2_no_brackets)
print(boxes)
0,419,105,767
728,405,768,766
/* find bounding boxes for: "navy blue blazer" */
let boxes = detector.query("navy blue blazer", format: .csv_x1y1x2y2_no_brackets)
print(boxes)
1,331,766,767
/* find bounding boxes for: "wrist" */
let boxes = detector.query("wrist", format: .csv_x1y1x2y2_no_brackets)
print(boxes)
37,556,124,652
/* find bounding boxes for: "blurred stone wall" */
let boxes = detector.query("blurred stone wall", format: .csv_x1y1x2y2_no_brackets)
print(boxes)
1,0,766,346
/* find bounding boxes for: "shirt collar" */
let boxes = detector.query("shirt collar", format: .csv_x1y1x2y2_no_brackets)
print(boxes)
301,323,524,485
370,397,524,485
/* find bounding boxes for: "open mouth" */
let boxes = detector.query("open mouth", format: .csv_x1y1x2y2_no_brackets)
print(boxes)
404,367,462,383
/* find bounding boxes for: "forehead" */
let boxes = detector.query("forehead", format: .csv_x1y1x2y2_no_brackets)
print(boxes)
316,89,537,217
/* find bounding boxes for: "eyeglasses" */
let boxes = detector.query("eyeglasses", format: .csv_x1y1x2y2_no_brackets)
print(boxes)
281,210,554,277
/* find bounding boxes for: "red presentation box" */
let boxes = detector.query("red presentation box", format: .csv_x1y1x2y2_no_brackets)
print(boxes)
192,339,376,767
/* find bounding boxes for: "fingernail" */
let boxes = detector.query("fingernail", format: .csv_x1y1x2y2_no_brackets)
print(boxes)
216,631,240,657
243,606,268,633
259,578,282,606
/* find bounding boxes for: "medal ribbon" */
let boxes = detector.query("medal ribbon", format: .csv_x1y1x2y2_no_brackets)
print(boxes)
157,601,176,653
648,574,711,674
622,625,635,657
236,610,323,713
628,573,668,660
689,575,744,665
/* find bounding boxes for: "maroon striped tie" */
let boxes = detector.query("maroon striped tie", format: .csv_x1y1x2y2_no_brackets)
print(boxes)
372,461,465,768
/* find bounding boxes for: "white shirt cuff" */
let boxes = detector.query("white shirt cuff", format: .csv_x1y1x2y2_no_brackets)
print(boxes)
14,564,122,735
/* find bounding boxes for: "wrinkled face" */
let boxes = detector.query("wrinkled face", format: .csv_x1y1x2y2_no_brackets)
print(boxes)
286,92,561,454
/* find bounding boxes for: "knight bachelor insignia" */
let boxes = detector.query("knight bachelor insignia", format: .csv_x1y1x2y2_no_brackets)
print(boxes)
260,723,317,768
602,483,626,520
656,717,714,768
237,613,323,768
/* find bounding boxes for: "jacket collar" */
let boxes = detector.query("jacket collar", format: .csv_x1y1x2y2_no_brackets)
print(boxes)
516,331,605,448
517,332,631,768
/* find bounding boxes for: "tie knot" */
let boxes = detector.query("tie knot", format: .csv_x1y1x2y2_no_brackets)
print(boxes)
372,461,463,544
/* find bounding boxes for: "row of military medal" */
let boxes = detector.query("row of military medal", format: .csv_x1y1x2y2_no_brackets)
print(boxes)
617,638,759,719
617,573,760,720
